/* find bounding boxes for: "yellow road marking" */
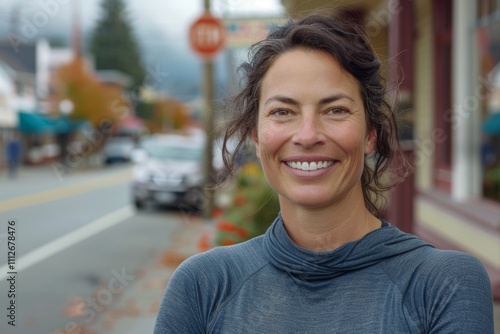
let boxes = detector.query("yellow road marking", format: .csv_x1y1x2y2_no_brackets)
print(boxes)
0,169,132,212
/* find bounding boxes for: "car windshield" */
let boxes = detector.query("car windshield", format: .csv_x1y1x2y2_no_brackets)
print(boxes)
107,138,134,146
145,142,203,161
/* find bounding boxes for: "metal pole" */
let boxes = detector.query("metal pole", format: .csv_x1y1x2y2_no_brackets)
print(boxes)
202,0,216,218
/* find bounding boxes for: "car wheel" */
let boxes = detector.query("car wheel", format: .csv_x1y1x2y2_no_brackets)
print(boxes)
134,199,145,210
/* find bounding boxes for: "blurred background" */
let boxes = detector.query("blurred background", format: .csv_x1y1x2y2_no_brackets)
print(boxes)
0,0,499,333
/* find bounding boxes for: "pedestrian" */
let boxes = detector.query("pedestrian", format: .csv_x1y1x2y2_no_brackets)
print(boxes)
5,132,22,178
154,14,494,333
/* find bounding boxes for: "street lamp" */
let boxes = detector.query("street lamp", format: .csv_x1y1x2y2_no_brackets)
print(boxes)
59,99,74,116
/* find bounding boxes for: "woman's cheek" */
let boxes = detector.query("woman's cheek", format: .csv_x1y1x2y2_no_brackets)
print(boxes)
258,120,284,146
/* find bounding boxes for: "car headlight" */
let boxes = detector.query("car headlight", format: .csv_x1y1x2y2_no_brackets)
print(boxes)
133,167,150,182
184,173,203,186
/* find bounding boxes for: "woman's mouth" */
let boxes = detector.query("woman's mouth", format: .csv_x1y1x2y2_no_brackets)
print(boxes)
286,161,335,171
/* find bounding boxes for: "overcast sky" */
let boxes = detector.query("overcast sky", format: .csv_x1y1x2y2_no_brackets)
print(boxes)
0,0,284,100
0,0,283,55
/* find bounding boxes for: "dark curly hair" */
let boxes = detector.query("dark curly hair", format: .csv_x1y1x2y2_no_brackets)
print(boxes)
222,14,408,217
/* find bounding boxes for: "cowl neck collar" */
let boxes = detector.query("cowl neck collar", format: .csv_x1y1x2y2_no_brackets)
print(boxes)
263,213,431,284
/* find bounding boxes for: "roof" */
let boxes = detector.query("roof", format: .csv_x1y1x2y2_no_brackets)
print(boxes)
95,70,132,88
0,41,37,74
0,59,16,83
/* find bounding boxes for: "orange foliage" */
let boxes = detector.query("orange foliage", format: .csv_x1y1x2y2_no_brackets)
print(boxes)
216,221,249,239
197,230,213,252
146,98,190,133
221,239,236,246
52,57,129,127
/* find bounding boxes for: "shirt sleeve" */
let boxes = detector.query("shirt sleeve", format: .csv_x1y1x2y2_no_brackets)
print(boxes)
425,251,494,334
153,258,206,334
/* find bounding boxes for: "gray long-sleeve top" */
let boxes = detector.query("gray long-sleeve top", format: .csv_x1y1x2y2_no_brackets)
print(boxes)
154,215,494,333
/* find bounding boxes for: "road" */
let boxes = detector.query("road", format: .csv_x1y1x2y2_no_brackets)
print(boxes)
0,164,186,334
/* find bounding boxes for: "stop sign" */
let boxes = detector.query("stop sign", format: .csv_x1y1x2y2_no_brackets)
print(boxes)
189,13,225,60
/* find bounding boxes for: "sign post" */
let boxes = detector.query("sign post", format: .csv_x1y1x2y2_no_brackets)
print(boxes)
189,1,225,219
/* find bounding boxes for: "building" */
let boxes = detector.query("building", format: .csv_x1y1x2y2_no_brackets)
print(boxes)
280,0,500,299
0,59,17,166
0,39,89,164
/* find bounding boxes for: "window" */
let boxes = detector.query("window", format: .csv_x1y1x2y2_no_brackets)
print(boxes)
477,0,500,203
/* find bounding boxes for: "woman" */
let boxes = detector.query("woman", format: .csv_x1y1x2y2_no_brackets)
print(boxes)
154,15,493,333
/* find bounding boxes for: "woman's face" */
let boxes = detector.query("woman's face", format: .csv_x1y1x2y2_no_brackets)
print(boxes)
253,48,375,210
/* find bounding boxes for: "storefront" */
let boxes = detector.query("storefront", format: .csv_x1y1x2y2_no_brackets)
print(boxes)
17,111,88,164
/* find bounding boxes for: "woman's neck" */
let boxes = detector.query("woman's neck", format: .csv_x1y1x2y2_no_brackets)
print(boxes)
279,187,381,252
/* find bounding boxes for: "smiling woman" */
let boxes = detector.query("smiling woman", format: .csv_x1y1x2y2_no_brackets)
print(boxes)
252,48,382,251
153,14,494,334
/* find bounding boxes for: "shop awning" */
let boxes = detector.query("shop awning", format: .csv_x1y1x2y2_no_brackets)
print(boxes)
18,111,88,134
482,112,500,135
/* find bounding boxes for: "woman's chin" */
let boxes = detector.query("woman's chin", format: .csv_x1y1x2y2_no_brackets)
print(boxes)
281,192,336,210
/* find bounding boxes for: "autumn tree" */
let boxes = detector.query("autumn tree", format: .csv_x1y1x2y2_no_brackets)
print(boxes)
89,0,145,88
52,57,128,128
145,98,190,133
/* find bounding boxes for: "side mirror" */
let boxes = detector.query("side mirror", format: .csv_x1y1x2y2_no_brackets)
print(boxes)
131,148,147,164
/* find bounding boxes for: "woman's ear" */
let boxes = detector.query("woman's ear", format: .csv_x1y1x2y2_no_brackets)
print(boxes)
364,129,377,156
251,128,261,159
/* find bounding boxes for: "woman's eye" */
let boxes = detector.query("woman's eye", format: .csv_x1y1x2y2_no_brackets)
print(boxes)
270,109,290,116
327,107,348,115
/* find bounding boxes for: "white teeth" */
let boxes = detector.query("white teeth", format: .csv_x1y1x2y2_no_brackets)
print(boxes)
286,160,334,171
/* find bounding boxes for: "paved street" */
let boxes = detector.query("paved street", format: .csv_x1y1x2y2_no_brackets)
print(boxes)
0,164,197,334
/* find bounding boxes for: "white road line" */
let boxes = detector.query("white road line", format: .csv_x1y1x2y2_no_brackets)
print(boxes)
0,205,135,281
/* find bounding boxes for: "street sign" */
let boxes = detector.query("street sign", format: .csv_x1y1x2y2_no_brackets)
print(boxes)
189,13,226,60
224,17,285,48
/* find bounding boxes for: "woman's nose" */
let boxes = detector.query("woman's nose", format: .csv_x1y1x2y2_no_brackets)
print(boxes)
291,114,326,148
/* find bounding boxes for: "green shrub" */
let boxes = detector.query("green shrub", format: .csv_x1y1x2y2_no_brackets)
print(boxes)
212,162,280,247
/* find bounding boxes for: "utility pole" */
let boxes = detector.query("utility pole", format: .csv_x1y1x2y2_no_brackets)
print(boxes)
189,0,225,218
72,0,82,57
202,0,216,219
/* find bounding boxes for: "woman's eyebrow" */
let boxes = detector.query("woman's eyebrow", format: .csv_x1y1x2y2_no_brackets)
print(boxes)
263,93,355,107
263,95,300,107
318,93,355,105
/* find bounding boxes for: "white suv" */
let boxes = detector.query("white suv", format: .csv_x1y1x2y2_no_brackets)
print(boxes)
131,135,206,210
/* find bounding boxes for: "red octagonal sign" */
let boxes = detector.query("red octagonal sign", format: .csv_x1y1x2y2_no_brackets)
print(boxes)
189,13,226,60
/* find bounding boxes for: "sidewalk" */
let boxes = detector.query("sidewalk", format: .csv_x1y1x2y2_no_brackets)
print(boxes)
84,216,214,334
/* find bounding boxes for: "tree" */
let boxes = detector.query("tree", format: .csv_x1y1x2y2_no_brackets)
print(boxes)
89,0,145,88
145,98,190,133
52,57,127,128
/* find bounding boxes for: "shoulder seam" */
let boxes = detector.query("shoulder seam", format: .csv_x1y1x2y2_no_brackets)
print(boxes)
206,261,271,333
378,261,424,332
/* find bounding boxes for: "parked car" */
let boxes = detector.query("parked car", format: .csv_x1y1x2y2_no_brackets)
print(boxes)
131,135,205,210
103,137,136,164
